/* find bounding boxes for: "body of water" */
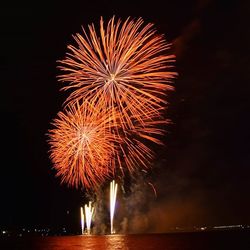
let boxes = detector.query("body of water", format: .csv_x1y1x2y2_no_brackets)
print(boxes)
1,230,249,250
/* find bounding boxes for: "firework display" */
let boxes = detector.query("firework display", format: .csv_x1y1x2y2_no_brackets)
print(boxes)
48,16,176,190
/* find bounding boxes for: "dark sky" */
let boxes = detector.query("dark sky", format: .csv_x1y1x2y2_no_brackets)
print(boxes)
1,0,250,233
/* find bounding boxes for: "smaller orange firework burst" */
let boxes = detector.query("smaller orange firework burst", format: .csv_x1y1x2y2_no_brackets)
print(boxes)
47,101,120,190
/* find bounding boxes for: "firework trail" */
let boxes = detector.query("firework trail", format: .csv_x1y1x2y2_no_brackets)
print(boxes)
47,101,120,190
57,16,176,129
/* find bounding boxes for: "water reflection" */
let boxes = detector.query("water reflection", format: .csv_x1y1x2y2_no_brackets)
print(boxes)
27,231,247,250
48,235,128,250
104,235,128,250
73,235,127,250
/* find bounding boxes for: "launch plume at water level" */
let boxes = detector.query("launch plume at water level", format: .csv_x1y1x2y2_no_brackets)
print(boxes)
110,180,118,234
80,207,84,235
85,202,94,234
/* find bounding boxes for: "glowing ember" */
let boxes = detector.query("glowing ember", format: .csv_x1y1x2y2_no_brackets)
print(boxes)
110,180,118,234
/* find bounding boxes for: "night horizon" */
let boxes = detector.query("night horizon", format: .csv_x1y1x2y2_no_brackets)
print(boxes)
1,0,250,237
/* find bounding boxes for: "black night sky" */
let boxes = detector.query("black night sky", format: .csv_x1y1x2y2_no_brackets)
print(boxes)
1,0,250,233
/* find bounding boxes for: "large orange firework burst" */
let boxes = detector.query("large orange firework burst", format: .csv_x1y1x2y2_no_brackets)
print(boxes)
47,101,119,190
57,16,176,129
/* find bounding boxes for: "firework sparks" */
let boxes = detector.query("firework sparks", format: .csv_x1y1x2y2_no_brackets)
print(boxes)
85,201,94,234
80,206,84,234
113,103,168,175
110,180,118,234
57,16,176,129
47,101,120,190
